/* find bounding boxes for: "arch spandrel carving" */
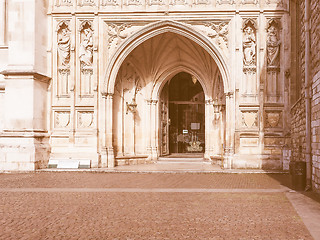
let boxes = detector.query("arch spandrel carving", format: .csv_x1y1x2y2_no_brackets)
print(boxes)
104,20,231,96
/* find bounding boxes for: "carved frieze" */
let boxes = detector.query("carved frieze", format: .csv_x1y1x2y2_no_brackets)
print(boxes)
206,21,229,48
78,111,94,128
242,111,258,128
56,0,73,6
54,111,70,128
265,111,282,128
123,0,143,5
107,23,132,48
193,0,210,4
100,0,119,5
149,0,165,5
78,0,95,6
241,0,258,4
216,0,235,4
170,0,188,5
266,0,284,7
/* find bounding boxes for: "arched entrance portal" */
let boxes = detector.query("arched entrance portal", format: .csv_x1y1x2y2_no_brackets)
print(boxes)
160,72,205,156
109,24,229,167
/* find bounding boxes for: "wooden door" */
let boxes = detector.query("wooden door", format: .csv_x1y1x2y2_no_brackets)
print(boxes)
160,83,169,156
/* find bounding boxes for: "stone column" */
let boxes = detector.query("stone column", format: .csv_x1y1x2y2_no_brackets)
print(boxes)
106,93,114,168
205,99,214,159
0,71,50,170
100,93,108,167
224,92,235,169
0,0,50,171
146,99,152,158
151,100,158,161
0,0,6,46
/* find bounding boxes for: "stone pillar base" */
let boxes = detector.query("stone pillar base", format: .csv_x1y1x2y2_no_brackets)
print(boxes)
0,131,50,171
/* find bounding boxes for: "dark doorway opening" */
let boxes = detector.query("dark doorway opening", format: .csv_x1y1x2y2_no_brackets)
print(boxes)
165,72,205,154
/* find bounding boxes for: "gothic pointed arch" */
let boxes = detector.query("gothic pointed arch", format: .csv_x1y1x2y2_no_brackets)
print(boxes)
104,20,231,95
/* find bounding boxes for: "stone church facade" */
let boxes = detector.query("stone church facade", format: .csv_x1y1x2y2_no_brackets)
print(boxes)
0,0,318,191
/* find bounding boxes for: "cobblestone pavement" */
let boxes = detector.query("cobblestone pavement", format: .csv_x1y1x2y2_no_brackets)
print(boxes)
0,172,290,189
0,172,317,240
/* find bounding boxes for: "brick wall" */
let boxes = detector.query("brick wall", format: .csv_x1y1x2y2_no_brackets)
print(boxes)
290,0,306,165
310,0,320,192
291,97,306,162
311,72,320,190
310,0,320,78
292,0,320,192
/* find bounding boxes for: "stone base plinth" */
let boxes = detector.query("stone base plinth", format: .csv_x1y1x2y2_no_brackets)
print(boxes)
0,131,50,171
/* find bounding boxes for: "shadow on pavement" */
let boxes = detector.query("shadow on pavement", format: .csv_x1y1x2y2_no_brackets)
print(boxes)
268,173,320,203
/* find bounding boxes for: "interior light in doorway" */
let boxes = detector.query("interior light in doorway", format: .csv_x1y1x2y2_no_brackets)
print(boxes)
192,76,197,84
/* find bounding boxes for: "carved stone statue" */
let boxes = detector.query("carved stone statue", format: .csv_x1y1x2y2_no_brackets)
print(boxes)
243,25,256,66
79,28,93,66
57,28,71,66
267,25,280,67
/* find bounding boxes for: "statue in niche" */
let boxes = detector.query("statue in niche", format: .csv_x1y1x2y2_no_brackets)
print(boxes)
57,27,71,66
79,28,93,66
243,25,256,66
267,24,281,68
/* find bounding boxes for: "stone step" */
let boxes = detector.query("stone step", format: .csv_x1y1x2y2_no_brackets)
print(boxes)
158,157,204,162
157,157,210,164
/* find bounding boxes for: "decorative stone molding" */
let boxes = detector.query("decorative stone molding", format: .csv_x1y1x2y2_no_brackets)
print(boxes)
265,110,282,128
101,0,119,5
216,0,235,4
193,0,210,4
241,0,258,4
241,110,258,128
56,0,73,6
77,111,94,128
170,0,188,5
266,0,284,7
123,0,143,5
54,111,70,128
107,23,132,48
148,0,165,5
206,21,229,48
78,0,95,6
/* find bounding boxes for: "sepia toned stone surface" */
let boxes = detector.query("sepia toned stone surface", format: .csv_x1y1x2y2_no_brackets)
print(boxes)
0,0,317,195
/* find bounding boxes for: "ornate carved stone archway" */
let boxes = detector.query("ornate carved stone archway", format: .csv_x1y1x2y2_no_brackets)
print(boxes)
104,20,231,95
104,22,230,166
